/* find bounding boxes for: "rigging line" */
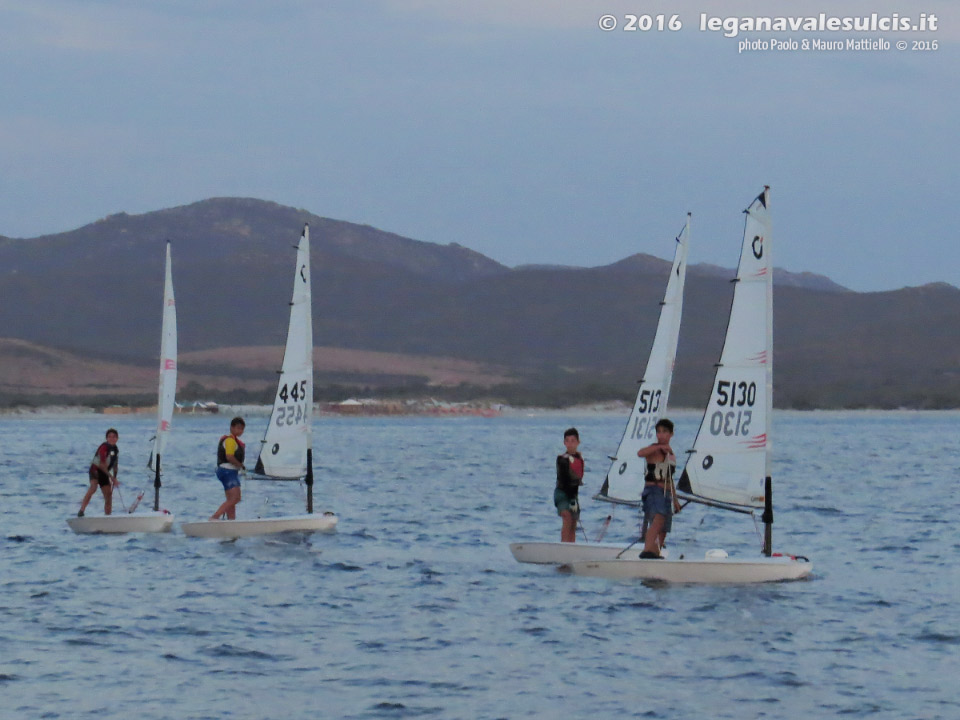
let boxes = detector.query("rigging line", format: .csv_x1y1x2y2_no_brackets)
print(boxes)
616,539,641,559
114,484,129,513
616,510,645,558
684,510,708,552
577,517,590,543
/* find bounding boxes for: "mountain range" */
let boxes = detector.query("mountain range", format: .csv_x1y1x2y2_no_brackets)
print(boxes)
2,197,958,408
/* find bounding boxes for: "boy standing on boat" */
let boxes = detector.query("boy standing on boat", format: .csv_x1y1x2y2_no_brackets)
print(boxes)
555,428,585,542
637,418,681,558
78,428,120,517
210,417,245,520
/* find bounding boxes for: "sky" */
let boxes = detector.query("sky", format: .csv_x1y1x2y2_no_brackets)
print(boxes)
0,0,956,291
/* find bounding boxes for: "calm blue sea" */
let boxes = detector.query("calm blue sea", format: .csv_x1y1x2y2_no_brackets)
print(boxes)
1,410,958,719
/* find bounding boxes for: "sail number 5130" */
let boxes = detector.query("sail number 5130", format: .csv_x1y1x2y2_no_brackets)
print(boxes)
716,380,756,407
710,380,757,437
710,409,752,437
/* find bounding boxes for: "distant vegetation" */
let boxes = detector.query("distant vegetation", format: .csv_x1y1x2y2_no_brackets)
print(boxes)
2,197,959,410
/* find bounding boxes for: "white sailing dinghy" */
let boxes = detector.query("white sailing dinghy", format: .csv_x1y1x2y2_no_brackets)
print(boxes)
509,215,690,564
571,188,812,583
181,225,337,539
68,242,177,534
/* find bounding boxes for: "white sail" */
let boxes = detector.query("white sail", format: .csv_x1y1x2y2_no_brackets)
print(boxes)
255,225,313,479
152,242,177,462
596,216,689,505
679,188,772,509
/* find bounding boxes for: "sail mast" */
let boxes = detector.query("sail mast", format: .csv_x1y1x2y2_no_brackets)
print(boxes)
153,241,177,511
595,215,689,506
760,186,773,555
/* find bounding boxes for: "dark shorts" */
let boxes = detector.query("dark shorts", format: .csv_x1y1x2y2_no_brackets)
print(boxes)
216,466,241,491
642,484,673,532
554,487,580,517
89,467,110,487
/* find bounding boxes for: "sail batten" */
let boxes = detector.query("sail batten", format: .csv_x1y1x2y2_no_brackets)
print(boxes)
596,216,689,505
679,189,772,510
256,225,314,481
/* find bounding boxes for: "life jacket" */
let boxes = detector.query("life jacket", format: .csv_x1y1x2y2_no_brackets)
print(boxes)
645,459,676,484
556,452,584,494
91,442,118,472
217,434,245,466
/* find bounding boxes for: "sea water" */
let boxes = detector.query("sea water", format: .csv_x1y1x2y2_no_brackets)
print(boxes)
1,410,958,719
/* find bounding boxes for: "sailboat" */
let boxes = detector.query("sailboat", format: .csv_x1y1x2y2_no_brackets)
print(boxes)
68,243,177,534
509,215,690,564
570,188,812,582
181,224,338,539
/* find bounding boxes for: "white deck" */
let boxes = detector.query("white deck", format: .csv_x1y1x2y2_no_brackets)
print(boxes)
509,541,648,565
181,512,338,539
67,511,175,535
569,554,813,584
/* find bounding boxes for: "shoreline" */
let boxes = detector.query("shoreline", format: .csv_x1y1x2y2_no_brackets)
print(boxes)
2,403,959,418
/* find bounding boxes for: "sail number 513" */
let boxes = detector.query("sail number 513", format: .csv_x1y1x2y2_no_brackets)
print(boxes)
629,389,662,439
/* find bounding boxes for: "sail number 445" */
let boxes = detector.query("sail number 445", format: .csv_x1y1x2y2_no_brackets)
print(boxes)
275,380,308,427
710,380,756,436
279,381,307,403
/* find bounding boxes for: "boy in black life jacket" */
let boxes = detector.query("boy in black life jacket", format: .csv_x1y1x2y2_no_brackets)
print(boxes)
636,418,681,558
210,417,246,520
78,428,120,517
555,427,584,542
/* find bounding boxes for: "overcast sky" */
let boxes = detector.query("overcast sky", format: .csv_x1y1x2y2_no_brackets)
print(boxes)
1,0,956,291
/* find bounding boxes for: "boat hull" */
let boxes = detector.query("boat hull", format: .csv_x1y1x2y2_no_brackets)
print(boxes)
509,541,648,565
181,513,338,539
569,555,812,584
67,511,175,535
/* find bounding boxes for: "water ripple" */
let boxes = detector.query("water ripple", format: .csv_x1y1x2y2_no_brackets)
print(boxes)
1,412,959,719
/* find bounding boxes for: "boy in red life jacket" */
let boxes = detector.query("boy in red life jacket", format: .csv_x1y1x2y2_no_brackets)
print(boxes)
210,417,246,520
555,427,585,542
78,428,119,517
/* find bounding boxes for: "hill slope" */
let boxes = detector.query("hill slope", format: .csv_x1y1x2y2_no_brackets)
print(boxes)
2,198,958,408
